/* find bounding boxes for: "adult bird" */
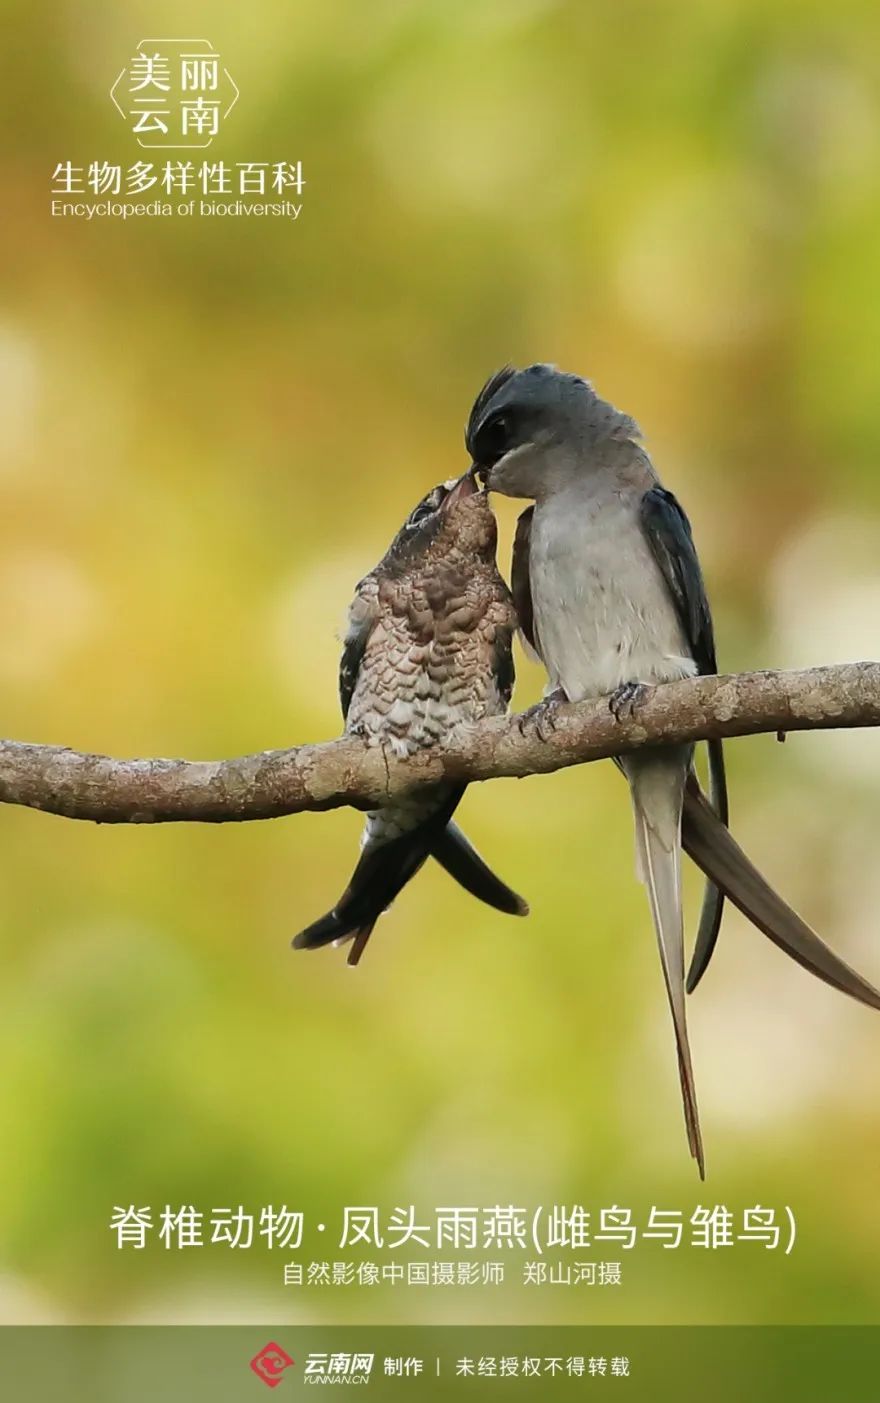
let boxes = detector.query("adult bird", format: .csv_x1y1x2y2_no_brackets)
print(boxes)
467,362,880,1175
293,473,527,966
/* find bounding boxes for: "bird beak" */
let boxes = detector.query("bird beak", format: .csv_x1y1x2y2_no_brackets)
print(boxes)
443,471,479,507
470,461,490,489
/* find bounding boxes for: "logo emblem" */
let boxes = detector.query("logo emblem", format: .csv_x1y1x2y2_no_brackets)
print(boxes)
250,1342,295,1389
110,39,239,149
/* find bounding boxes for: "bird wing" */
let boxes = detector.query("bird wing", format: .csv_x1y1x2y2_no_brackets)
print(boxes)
682,778,880,1011
639,487,718,674
491,595,517,711
339,577,379,723
432,822,528,916
639,486,728,988
511,505,543,662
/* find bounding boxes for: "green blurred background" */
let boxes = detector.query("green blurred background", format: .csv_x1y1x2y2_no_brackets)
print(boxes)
1,0,879,1328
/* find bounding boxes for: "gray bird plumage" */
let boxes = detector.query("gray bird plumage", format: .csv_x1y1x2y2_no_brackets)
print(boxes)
293,473,527,965
468,362,880,1175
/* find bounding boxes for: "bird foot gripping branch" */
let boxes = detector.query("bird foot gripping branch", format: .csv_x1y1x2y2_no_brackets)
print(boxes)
608,681,652,722
516,688,567,741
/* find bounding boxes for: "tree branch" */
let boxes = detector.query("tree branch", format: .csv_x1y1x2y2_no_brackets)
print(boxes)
0,663,877,825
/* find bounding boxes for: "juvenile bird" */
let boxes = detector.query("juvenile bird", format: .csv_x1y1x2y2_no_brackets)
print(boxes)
293,473,527,965
467,363,880,1176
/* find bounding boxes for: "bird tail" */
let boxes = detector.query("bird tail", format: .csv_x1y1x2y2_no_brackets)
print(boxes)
293,789,464,966
624,750,705,1178
682,779,880,1010
431,822,529,916
292,828,434,966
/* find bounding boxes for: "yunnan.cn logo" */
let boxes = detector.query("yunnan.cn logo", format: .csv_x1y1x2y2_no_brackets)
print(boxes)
250,1342,295,1389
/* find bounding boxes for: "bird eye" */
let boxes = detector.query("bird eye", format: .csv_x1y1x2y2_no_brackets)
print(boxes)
406,487,445,528
477,412,512,466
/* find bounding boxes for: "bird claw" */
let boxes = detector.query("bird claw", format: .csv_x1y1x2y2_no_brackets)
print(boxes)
608,681,650,721
516,690,566,742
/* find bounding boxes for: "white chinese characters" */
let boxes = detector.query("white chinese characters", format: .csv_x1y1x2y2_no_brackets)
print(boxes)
109,1201,797,1255
110,40,238,148
51,161,304,199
